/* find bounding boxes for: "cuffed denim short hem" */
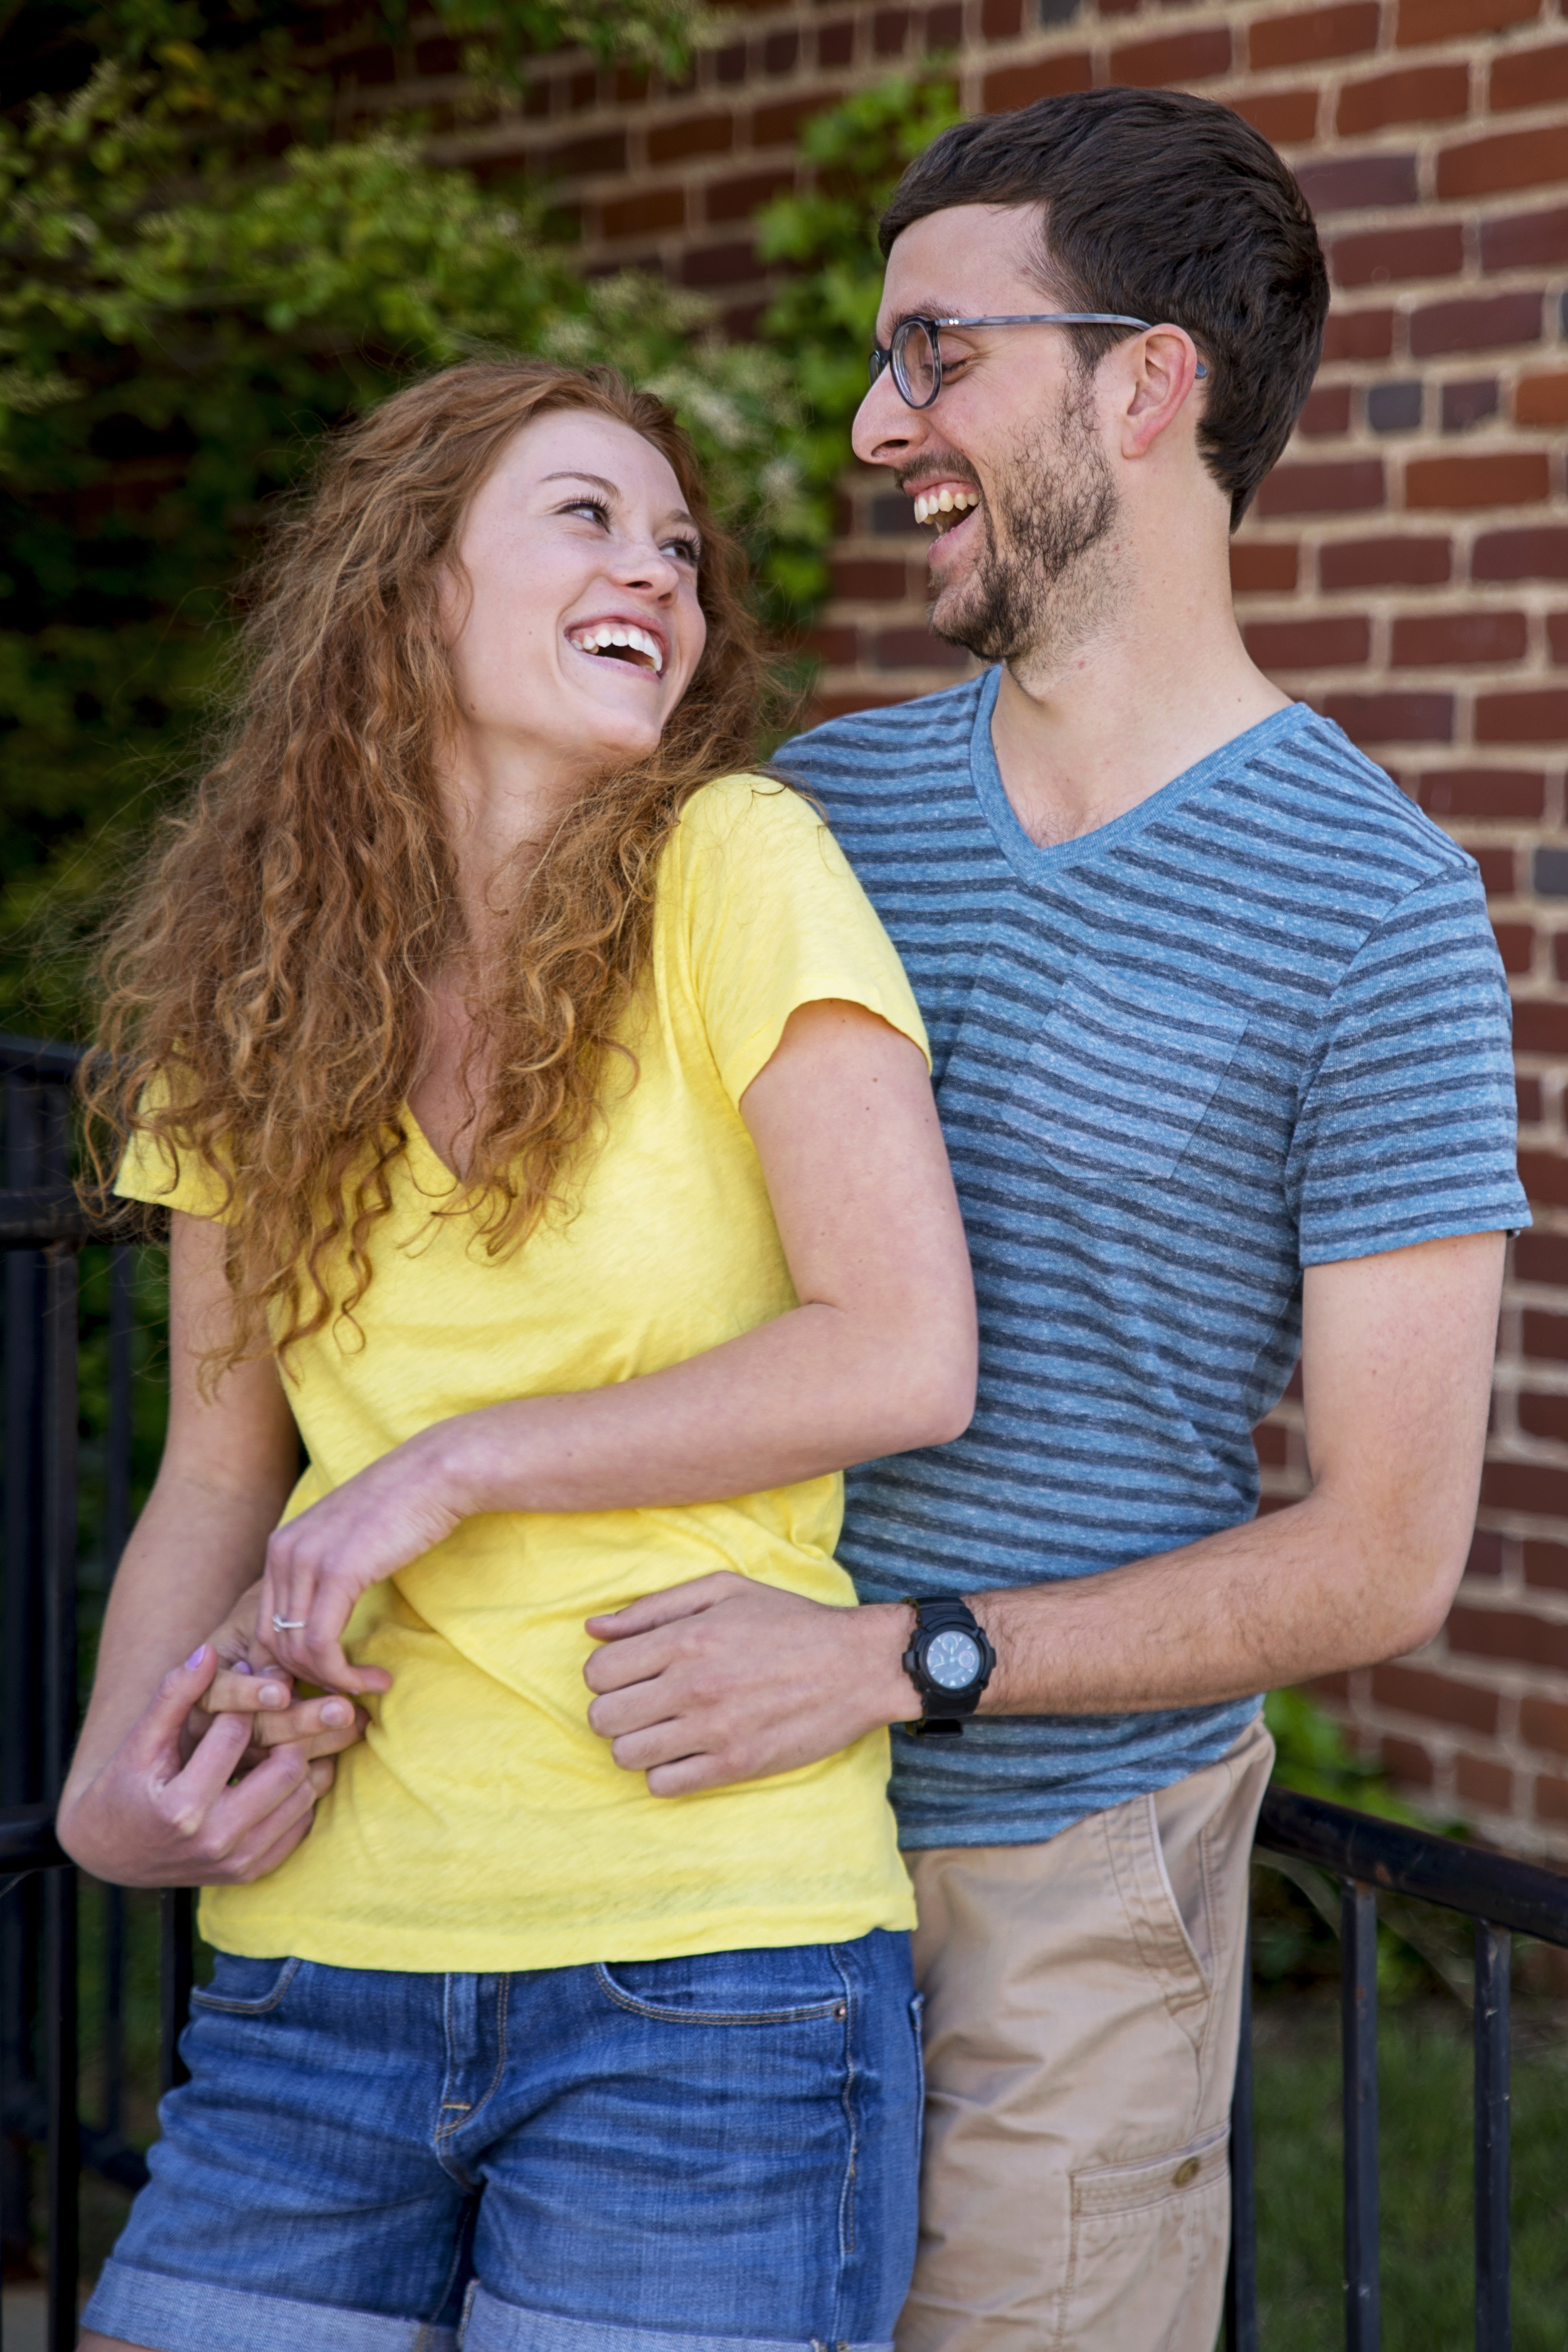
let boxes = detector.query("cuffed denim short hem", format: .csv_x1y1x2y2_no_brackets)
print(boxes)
462,2281,893,2352
80,2260,894,2352
81,2257,459,2351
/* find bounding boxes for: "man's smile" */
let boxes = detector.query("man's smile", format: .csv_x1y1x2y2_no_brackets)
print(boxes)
912,485,980,529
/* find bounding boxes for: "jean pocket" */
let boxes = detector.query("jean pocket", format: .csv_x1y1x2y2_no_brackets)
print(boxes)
1005,963,1248,1183
189,1953,302,2016
594,1946,847,2025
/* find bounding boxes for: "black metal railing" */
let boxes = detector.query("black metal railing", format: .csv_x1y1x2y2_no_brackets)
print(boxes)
0,1034,194,2352
3,1029,1568,2351
1226,1788,1568,2351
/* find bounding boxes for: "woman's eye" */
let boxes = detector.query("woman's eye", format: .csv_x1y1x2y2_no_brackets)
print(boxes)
665,538,701,566
561,498,610,525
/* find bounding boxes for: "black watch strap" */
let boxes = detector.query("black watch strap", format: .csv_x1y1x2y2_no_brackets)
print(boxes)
900,1593,996,1736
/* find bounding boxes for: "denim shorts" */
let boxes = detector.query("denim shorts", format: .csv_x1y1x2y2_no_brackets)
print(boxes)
83,1929,921,2352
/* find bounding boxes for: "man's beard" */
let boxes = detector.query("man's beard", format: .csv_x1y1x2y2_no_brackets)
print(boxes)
930,390,1118,667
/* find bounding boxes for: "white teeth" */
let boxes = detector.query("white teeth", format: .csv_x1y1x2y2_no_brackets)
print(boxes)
569,621,664,675
913,488,978,526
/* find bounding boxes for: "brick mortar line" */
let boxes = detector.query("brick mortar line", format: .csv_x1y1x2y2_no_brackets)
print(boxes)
401,16,1568,238
381,0,1568,141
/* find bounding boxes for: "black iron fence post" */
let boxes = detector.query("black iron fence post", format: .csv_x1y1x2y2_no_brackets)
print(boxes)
1473,1921,1510,2352
2,1069,57,2281
1224,1914,1259,2352
1341,1880,1380,2352
41,1235,80,2352
158,1894,195,2098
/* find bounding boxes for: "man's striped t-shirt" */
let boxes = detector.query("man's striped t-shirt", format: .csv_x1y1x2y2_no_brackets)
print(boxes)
781,669,1528,1851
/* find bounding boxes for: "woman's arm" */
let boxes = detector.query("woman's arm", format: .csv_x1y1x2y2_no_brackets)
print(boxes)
57,1212,373,1885
258,999,978,1693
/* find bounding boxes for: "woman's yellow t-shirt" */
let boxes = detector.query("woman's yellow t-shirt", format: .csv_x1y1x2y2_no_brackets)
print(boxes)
116,778,926,1973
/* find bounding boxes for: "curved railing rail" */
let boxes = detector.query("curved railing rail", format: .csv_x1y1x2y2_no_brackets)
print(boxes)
3,1035,1567,2352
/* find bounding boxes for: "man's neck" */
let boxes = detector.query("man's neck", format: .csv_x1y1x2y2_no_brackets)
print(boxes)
987,586,1291,852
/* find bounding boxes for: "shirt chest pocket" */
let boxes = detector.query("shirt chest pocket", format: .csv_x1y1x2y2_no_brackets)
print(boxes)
1004,965,1249,1182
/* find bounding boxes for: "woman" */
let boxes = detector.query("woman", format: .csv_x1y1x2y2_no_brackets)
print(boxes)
59,361,977,2352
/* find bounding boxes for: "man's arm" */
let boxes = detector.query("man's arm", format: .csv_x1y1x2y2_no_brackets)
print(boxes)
583,1229,1504,1793
254,999,978,1693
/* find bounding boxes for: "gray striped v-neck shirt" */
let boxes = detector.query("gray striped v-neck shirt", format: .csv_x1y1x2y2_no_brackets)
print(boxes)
782,670,1528,1850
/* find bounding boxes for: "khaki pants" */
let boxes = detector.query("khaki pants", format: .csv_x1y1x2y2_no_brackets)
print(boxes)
899,1714,1273,2352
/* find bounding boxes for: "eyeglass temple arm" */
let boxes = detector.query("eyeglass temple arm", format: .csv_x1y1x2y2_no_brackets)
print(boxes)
923,314,1208,378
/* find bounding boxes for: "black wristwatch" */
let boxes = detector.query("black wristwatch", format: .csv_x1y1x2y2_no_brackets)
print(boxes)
900,1594,996,1735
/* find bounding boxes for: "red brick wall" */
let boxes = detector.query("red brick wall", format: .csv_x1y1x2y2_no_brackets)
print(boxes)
387,0,1568,1857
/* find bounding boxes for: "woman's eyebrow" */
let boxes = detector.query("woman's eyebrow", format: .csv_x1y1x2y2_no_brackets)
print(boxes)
541,470,619,494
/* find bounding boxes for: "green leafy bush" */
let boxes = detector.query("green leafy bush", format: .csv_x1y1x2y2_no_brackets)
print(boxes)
1265,1685,1416,1818
0,1,812,1034
756,71,961,609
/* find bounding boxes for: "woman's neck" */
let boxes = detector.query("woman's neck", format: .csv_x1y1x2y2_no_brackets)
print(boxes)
414,728,594,1175
438,726,594,955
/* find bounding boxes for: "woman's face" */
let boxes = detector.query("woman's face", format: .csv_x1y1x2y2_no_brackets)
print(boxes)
445,409,709,781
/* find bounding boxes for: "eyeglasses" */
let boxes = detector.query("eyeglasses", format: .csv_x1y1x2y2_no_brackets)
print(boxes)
867,314,1207,410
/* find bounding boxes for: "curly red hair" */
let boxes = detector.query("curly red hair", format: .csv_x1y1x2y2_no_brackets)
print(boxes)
81,361,774,1370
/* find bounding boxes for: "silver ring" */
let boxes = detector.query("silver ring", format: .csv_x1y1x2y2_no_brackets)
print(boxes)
271,1616,309,1632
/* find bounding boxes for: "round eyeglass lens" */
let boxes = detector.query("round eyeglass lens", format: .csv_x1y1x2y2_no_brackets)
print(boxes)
893,319,940,408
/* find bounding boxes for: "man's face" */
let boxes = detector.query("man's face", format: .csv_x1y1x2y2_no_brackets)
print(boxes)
852,204,1121,668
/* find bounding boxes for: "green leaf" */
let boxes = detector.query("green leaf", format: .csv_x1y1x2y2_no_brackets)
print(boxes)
755,70,960,503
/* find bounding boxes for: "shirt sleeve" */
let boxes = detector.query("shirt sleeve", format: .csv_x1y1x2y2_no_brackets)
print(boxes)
112,1074,235,1222
1286,864,1530,1265
670,775,930,1106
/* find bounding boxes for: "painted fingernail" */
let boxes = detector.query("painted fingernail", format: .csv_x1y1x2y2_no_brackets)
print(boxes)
232,1659,253,1675
258,1683,287,1708
184,1645,206,1670
321,1700,352,1727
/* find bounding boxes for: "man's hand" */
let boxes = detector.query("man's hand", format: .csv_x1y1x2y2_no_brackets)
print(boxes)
58,1644,332,1888
584,1572,915,1795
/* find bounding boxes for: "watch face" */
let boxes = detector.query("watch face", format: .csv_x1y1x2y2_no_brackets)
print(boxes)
925,1629,983,1691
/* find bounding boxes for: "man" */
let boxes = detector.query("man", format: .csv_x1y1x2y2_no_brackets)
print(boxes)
581,87,1528,2350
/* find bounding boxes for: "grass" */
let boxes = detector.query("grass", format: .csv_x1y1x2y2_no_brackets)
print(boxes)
1251,1996,1568,2350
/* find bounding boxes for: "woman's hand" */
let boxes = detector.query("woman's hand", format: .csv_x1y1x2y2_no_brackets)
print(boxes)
255,1431,460,1693
189,1579,373,1769
58,1645,332,1888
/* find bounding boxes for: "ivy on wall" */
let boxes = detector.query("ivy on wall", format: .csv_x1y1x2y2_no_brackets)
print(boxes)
756,69,961,533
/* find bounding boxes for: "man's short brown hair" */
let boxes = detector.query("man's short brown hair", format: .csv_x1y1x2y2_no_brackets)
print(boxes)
879,87,1329,529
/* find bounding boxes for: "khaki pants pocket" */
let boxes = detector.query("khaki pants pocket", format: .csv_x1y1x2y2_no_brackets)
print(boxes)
1051,2124,1231,2352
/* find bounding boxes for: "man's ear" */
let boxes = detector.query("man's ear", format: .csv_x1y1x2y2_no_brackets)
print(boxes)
1118,328,1205,464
